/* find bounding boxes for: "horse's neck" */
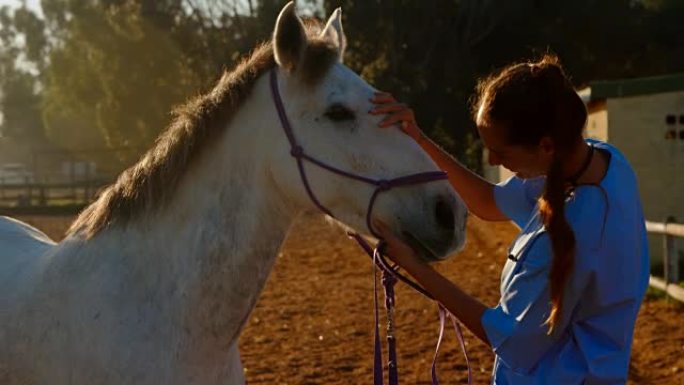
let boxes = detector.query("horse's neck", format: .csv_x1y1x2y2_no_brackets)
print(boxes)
68,75,297,355
168,171,294,357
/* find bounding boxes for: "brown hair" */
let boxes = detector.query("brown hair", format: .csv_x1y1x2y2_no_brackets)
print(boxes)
68,21,338,239
474,54,588,333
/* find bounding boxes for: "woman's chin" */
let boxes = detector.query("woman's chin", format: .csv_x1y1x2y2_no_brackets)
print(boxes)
515,171,540,179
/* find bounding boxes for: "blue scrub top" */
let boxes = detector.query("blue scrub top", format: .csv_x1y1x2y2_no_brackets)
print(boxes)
482,140,650,384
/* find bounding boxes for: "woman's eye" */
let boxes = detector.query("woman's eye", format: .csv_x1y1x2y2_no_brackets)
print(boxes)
324,104,355,122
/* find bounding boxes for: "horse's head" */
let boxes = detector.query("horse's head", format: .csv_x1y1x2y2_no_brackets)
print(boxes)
267,3,467,260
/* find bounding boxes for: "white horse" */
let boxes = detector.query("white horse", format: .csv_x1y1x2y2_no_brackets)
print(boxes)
0,3,467,384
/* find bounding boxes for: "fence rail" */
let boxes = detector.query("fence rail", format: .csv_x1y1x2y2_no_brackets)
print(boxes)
0,181,109,215
645,221,684,237
645,219,683,303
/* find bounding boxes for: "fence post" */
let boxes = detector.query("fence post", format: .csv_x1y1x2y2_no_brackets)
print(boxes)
25,174,32,207
39,185,46,206
663,216,679,285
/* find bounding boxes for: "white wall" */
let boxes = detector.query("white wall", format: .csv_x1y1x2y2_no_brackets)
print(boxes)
607,91,684,223
606,91,684,269
586,108,609,142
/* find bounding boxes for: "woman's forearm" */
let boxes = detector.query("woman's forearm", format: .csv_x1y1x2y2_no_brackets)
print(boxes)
398,256,492,347
370,93,507,221
416,134,507,222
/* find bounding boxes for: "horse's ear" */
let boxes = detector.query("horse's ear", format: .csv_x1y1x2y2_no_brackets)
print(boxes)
273,1,307,72
319,7,346,62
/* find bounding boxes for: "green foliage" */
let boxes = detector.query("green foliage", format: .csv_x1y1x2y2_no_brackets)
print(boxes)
39,0,291,168
0,69,43,141
0,5,46,144
42,2,200,164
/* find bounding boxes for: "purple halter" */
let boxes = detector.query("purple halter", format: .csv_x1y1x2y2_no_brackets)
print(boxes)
269,68,471,385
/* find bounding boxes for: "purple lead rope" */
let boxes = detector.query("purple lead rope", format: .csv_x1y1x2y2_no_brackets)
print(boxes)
373,246,399,385
361,236,472,385
432,305,472,385
270,68,472,385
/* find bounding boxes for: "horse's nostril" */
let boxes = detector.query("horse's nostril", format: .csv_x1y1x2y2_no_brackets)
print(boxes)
435,198,455,231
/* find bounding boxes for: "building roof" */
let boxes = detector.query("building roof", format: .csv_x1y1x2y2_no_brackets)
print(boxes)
577,73,684,103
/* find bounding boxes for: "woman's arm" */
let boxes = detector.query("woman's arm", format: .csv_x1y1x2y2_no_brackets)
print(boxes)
370,93,507,222
374,220,492,347
416,133,506,222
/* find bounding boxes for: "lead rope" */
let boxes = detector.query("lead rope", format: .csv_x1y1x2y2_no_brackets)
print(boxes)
373,245,399,385
432,305,472,385
366,238,472,385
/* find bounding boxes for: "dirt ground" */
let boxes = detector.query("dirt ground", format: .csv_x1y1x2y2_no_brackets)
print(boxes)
13,214,684,384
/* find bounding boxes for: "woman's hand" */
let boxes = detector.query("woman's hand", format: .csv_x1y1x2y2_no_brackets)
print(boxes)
370,92,424,142
372,219,425,268
374,220,491,346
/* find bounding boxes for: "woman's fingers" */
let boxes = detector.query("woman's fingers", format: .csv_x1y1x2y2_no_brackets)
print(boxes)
370,92,423,142
371,92,397,104
379,110,415,128
372,220,421,264
369,103,408,115
372,219,390,236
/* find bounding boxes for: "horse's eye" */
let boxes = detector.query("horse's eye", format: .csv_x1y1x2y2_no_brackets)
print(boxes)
324,104,355,122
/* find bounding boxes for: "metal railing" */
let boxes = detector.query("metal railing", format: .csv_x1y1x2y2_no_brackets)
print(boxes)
646,218,684,302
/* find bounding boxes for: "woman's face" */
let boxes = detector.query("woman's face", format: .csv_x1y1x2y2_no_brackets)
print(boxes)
477,110,554,179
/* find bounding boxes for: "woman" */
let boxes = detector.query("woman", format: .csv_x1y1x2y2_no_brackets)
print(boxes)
369,55,649,384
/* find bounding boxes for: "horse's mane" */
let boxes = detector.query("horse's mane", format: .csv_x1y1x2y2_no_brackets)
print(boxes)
69,21,337,238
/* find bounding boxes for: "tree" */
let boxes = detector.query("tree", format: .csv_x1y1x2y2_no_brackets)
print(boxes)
39,0,289,168
0,5,47,144
40,1,197,165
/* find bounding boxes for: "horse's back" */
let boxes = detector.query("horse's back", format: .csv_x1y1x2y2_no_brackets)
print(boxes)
0,215,55,243
0,215,55,256
0,216,56,290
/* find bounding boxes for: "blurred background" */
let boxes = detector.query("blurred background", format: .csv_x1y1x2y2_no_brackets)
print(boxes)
1,0,682,173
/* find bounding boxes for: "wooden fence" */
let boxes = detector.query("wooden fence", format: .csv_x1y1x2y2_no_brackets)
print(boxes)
0,181,109,215
646,219,684,302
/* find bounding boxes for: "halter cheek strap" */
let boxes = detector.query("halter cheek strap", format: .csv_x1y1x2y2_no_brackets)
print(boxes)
270,68,471,385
